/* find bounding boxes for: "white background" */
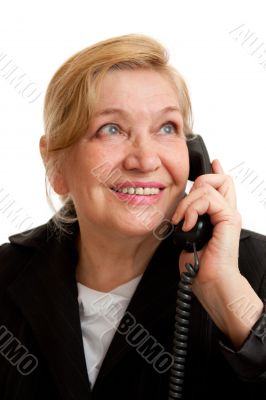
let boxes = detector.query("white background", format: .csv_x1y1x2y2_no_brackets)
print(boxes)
1,0,266,243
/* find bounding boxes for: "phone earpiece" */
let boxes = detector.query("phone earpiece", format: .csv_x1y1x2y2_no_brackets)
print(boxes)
172,134,213,252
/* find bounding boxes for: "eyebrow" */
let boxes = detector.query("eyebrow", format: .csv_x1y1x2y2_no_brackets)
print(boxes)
93,106,181,118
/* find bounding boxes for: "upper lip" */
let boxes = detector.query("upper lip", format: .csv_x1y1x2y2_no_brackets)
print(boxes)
111,181,166,190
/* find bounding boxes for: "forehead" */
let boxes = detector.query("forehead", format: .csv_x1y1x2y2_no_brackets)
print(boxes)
94,69,180,112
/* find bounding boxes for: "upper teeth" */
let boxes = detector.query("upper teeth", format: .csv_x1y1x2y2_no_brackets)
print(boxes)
112,187,161,195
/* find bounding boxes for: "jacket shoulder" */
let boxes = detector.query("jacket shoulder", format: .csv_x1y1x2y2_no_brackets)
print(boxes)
239,228,266,295
0,242,32,289
0,218,78,285
241,228,266,242
0,220,55,285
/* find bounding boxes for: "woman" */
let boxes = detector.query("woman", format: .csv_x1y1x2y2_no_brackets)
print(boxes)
0,33,266,399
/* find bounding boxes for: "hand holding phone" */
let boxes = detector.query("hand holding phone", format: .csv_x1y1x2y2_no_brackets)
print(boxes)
168,135,240,400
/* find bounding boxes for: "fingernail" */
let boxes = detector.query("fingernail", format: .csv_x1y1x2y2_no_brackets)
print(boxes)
182,219,188,231
172,215,179,225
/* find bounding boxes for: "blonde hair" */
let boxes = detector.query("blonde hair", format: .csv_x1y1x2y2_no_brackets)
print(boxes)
42,33,193,232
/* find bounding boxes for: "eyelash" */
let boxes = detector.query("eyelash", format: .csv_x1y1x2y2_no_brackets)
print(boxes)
160,121,179,134
96,121,179,136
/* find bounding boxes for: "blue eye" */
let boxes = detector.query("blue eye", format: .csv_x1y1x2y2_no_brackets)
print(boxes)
99,124,119,135
160,122,178,134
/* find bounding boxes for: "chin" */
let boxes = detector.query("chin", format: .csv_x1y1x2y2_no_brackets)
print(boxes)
118,215,168,238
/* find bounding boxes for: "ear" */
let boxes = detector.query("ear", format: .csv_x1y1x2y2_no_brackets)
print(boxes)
39,135,69,195
39,135,48,165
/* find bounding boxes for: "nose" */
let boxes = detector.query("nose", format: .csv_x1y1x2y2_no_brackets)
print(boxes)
122,135,161,172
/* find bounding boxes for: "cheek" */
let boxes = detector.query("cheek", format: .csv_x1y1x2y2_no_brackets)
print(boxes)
66,146,118,191
167,147,190,185
88,149,120,187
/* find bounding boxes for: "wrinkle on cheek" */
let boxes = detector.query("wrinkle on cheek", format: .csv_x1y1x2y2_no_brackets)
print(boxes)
168,149,189,173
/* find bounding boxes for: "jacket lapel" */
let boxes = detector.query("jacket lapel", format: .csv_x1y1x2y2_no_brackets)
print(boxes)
7,223,92,400
93,235,181,387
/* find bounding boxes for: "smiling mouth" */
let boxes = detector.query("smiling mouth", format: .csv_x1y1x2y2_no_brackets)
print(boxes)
111,187,164,195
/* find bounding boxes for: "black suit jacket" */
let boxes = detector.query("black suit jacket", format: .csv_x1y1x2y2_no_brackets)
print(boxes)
1,219,266,399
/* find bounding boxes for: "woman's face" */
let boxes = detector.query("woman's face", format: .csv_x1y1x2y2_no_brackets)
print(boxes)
60,69,189,238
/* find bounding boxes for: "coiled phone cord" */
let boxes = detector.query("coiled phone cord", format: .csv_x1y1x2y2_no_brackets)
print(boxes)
168,243,200,399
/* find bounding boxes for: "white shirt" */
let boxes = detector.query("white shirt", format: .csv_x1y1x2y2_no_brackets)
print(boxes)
77,275,142,387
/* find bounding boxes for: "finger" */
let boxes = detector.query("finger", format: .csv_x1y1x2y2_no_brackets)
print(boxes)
188,174,237,209
211,159,224,174
172,184,216,224
181,194,227,231
172,184,231,225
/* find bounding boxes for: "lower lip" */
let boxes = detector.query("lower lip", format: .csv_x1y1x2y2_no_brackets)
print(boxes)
110,189,164,205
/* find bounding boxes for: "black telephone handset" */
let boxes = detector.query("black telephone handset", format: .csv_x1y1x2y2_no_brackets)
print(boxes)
168,134,214,400
172,133,213,252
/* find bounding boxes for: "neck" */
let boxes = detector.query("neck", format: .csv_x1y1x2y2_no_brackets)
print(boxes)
75,223,160,292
